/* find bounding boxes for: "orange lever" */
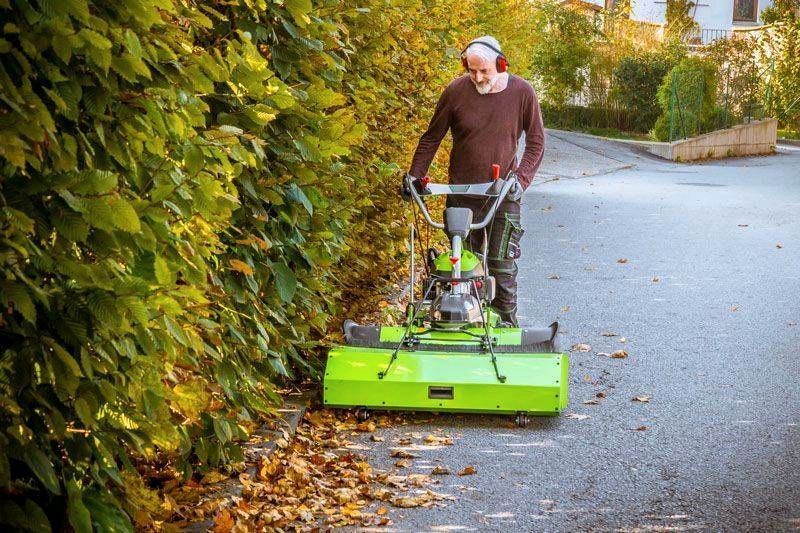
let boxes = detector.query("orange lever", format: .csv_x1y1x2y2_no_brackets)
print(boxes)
492,164,500,180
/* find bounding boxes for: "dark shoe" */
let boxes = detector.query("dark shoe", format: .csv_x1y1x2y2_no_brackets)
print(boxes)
497,309,518,328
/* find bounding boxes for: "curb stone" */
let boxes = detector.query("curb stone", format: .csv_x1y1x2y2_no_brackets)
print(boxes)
184,393,310,531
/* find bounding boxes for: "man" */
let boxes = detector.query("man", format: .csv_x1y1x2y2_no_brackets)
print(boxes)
403,35,545,327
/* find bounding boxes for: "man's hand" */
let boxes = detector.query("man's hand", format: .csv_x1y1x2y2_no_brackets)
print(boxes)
400,173,420,202
507,173,524,202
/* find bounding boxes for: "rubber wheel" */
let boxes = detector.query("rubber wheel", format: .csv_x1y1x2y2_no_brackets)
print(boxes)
515,412,530,427
355,408,370,422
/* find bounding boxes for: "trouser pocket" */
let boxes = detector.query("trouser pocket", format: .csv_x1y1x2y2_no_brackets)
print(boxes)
492,213,524,261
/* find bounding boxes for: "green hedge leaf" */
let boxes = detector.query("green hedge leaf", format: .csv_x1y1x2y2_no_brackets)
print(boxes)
22,446,61,496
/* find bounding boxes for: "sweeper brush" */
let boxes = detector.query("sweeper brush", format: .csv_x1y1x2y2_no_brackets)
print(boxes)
323,173,568,426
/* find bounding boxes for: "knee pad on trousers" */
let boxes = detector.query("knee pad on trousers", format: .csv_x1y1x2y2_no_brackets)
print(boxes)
488,258,518,276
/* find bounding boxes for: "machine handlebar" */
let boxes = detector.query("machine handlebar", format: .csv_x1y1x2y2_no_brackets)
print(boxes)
405,174,517,231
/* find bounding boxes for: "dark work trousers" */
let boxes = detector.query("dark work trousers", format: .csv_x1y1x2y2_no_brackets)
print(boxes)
446,196,523,326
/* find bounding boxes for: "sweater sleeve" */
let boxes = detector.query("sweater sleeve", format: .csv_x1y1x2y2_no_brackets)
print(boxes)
408,86,452,179
516,88,545,190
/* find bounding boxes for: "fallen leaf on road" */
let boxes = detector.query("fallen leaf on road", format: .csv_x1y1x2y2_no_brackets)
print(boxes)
377,507,388,516
213,509,235,533
601,331,618,337
369,487,393,500
431,466,450,475
582,399,601,405
458,466,477,476
382,473,433,489
395,459,412,468
652,276,660,282
596,352,611,357
397,437,413,446
392,490,454,508
632,395,652,403
356,421,376,432
571,343,592,352
548,274,560,280
596,391,606,399
201,471,229,485
619,337,628,343
738,224,749,227
370,435,384,442
423,435,453,446
635,425,648,431
777,243,783,249
560,305,571,312
611,350,628,359
617,258,628,264
789,320,797,326
565,413,590,420
390,449,418,459
731,305,740,312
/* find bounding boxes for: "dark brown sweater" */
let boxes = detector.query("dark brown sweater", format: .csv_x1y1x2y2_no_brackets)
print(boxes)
409,74,545,189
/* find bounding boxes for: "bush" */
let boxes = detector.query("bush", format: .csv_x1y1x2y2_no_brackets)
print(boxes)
653,57,718,140
612,52,675,132
766,19,800,129
541,103,643,133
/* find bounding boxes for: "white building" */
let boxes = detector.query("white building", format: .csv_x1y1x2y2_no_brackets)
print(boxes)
630,1,774,31
562,0,775,43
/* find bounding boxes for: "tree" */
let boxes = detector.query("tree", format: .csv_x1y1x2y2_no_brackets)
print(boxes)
528,0,599,106
665,0,698,40
762,0,800,23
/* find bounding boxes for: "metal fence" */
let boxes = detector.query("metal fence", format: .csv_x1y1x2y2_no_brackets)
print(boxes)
542,81,646,134
540,54,779,141
664,58,774,142
683,28,732,46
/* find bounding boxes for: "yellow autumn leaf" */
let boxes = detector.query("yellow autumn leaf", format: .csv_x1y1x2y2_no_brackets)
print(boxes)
229,259,254,276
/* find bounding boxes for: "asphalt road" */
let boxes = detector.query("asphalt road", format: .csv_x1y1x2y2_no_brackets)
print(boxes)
345,131,800,532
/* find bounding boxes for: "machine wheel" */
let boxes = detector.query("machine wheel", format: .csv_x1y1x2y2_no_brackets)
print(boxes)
515,412,530,428
355,407,371,422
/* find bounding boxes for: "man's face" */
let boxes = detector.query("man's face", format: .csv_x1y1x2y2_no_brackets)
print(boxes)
465,54,498,95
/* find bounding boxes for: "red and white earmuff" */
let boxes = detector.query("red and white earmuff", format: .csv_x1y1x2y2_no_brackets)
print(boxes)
460,40,508,73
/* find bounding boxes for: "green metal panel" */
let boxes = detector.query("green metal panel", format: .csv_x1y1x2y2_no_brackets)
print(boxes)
323,346,568,416
433,249,479,272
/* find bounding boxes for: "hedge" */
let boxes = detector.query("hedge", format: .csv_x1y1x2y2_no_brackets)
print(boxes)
0,0,477,529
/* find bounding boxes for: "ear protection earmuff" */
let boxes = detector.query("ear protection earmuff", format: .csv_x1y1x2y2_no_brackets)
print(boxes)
460,41,508,73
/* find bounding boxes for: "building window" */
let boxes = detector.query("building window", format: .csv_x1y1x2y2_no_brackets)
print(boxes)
733,0,758,22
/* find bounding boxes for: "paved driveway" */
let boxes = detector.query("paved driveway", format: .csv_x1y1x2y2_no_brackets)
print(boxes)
346,131,800,532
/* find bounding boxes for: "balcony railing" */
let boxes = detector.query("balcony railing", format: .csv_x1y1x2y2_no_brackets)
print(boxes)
683,28,733,45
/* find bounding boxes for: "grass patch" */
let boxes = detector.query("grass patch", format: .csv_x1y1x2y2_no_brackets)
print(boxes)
778,129,800,140
575,126,652,141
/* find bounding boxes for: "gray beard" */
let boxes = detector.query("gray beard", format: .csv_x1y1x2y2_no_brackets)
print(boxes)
472,76,497,95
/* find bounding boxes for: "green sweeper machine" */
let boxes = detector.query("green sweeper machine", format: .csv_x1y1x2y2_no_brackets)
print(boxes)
323,173,568,426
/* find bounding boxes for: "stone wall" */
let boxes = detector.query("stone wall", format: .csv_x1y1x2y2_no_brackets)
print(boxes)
647,118,778,161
